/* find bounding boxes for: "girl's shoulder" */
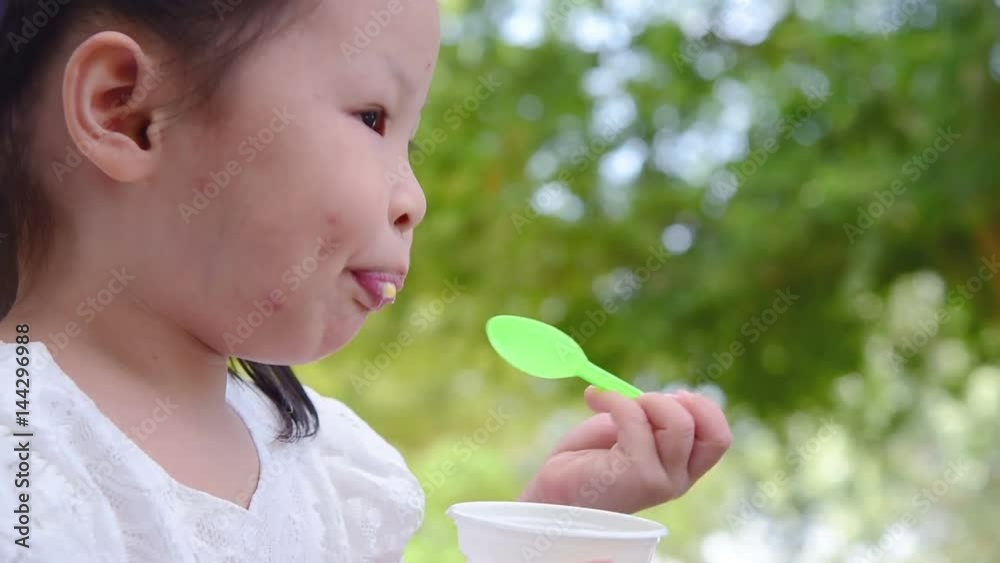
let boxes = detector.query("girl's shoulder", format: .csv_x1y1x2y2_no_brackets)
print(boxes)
229,376,413,471
0,339,82,433
0,340,128,562
303,385,409,462
239,382,427,550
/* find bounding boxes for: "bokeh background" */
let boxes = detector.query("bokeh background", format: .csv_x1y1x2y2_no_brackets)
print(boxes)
298,0,1000,561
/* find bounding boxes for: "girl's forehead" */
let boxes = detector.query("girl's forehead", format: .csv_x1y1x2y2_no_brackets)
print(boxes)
310,0,441,87
314,0,440,56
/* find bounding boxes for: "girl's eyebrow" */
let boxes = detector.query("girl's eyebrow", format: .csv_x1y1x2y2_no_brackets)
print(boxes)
384,54,417,95
379,53,428,140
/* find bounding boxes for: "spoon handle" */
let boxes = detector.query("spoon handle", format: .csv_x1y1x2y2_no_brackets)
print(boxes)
578,362,643,398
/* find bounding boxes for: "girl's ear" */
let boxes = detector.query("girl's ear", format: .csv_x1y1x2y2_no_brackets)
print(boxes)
62,31,165,184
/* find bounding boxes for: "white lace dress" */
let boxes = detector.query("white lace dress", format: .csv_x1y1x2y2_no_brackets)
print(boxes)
0,341,425,562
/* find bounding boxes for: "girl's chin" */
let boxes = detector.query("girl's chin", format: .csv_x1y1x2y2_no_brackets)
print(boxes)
315,313,367,356
226,319,366,366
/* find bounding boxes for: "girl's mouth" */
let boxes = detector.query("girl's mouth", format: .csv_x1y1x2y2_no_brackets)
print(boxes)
351,271,406,311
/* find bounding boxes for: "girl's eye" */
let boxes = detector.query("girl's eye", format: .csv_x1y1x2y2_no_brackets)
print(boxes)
359,109,386,135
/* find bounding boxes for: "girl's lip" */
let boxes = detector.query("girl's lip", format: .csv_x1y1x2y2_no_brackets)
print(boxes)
351,271,406,311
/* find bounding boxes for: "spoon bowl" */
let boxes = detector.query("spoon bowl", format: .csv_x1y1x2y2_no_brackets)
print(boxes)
485,315,642,398
485,315,586,379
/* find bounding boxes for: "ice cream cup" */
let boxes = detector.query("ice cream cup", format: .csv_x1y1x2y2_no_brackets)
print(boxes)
446,501,668,563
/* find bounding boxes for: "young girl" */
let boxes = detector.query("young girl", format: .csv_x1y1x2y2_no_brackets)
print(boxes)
0,0,732,561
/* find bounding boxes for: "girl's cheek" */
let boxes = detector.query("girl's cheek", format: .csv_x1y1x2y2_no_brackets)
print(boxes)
255,289,287,316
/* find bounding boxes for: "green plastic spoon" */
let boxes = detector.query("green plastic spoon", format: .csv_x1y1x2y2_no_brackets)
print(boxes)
485,315,643,398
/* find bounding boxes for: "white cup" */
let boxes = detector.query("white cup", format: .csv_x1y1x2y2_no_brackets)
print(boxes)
446,501,668,563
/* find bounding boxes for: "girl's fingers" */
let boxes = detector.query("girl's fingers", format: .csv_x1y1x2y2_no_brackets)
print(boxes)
674,391,733,482
637,393,696,495
578,387,733,505
584,386,664,485
549,412,619,455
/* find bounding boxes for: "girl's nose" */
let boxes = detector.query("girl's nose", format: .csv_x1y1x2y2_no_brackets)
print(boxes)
390,174,427,234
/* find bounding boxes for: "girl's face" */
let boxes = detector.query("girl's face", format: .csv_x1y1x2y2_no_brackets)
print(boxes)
122,0,440,363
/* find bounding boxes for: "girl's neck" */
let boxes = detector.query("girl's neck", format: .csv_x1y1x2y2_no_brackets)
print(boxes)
0,280,231,415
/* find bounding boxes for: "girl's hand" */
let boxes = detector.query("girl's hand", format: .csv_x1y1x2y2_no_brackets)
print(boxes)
519,387,732,514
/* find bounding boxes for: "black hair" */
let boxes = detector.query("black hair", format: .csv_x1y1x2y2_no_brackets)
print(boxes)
0,0,319,441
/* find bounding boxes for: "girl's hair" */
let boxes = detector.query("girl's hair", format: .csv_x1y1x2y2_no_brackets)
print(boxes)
0,0,319,441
